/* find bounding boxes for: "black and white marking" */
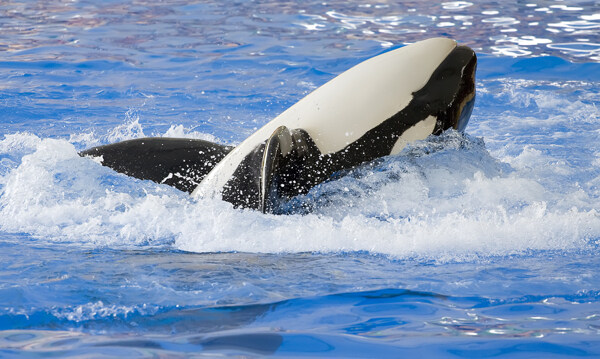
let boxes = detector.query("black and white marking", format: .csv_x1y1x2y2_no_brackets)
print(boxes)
81,38,477,213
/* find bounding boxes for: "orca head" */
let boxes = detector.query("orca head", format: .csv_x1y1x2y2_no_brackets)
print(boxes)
452,46,477,133
412,44,477,135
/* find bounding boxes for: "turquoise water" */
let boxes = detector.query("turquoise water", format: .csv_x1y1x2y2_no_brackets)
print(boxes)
1,1,600,357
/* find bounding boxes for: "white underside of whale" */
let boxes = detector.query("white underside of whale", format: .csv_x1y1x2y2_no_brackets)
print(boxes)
192,37,457,199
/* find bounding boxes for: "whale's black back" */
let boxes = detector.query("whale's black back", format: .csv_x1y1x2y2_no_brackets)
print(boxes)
79,138,233,193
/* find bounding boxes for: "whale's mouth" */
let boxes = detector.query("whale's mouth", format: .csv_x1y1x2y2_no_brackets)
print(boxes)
451,46,477,133
409,44,477,136
456,93,476,132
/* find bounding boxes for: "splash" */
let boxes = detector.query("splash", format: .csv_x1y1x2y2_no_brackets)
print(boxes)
0,121,597,260
1,74,599,259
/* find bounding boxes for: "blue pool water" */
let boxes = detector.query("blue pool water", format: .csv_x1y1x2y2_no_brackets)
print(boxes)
1,0,600,357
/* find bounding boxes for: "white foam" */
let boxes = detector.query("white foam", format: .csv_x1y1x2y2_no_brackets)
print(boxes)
51,301,159,322
106,117,145,143
160,124,223,144
0,127,598,262
0,132,42,180
1,79,600,262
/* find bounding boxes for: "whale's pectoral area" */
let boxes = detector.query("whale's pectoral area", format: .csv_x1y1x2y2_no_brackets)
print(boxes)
80,38,477,214
221,127,324,212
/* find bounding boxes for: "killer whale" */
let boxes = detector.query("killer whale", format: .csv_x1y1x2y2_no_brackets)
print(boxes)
81,38,477,213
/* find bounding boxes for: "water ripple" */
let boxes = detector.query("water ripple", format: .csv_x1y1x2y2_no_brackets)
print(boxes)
1,1,599,62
